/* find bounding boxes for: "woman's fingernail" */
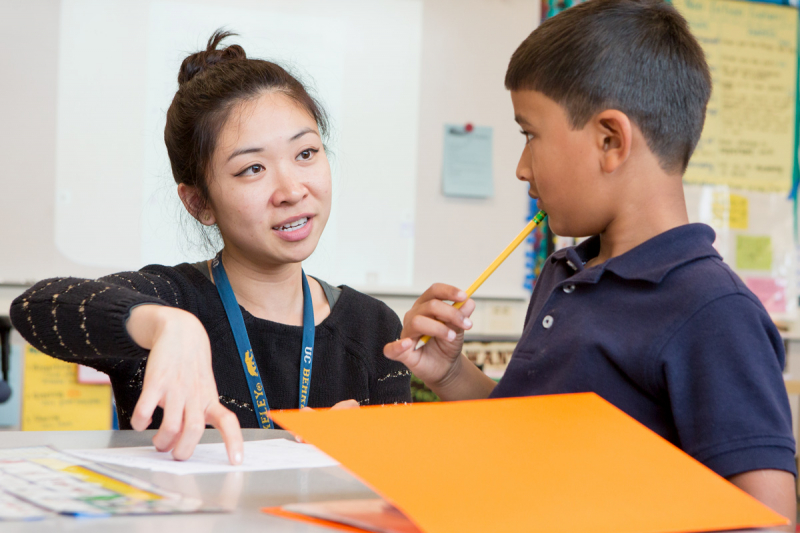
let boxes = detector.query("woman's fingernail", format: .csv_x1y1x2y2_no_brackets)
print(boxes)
447,330,456,341
463,318,472,328
456,291,467,300
401,338,412,349
234,452,242,465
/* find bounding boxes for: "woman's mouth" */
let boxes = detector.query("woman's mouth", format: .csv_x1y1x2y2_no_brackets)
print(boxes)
272,216,314,242
273,217,308,232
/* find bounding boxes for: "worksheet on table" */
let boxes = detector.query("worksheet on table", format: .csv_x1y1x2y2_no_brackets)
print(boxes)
68,439,338,475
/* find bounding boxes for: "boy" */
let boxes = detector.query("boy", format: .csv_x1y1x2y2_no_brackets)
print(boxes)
384,0,797,525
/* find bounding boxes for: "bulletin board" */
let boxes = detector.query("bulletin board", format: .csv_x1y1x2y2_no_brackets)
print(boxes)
673,0,800,320
538,0,800,319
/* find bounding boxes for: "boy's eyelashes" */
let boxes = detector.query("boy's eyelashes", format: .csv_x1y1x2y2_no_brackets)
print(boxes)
519,130,535,143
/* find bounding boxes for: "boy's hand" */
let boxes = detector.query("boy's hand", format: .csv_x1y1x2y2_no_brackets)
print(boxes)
384,283,477,389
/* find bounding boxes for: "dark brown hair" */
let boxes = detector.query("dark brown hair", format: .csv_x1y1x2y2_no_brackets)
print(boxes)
505,0,711,174
165,30,329,215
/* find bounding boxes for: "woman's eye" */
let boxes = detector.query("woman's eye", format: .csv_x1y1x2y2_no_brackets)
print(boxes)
297,148,319,161
236,164,264,177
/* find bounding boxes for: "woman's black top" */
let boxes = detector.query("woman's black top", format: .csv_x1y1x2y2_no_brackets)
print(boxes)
10,263,412,429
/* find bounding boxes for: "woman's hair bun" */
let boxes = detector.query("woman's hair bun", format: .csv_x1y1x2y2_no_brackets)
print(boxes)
178,30,247,86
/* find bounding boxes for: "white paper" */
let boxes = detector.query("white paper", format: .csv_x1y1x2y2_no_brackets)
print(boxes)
68,439,338,475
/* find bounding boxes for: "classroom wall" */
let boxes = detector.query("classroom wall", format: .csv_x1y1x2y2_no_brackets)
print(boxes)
0,0,540,336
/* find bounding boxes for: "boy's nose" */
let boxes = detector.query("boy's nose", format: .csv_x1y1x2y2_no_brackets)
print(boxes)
516,144,534,183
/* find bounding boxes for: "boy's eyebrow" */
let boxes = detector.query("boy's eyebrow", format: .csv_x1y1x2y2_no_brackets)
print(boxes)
514,115,531,126
226,128,319,162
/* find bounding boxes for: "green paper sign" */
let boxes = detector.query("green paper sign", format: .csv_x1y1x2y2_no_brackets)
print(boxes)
736,235,772,271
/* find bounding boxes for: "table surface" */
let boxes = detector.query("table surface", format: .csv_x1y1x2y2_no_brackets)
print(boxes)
0,429,377,532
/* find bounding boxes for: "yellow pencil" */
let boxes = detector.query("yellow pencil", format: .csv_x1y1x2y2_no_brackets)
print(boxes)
415,210,548,349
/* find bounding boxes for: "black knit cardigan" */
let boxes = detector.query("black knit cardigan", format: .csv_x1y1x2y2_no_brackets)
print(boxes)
10,264,412,429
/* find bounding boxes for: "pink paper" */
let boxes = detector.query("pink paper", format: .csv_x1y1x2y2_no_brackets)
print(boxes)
745,277,787,314
77,365,111,385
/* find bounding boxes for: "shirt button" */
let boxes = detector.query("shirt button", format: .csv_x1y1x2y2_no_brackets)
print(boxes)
563,284,576,294
542,315,554,329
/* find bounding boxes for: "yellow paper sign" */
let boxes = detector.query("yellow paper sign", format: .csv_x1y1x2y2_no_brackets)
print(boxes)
728,193,748,229
712,192,749,229
736,235,772,271
674,0,798,192
22,345,112,431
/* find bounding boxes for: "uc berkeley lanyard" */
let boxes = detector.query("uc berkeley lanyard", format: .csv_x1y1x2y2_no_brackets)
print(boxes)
211,254,315,429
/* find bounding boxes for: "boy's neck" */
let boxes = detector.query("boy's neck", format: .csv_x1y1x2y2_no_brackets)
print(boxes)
585,170,690,268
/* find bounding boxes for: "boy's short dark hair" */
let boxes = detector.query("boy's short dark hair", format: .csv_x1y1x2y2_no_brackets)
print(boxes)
506,0,711,174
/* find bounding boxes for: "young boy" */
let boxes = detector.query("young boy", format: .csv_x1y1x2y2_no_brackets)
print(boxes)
384,0,797,525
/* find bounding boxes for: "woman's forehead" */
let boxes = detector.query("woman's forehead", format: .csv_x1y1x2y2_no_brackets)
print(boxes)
218,92,319,151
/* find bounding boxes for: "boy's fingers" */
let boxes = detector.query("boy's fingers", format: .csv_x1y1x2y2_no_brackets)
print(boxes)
420,283,468,304
383,340,420,370
460,298,477,318
410,315,457,343
384,338,413,359
206,403,243,465
422,299,473,330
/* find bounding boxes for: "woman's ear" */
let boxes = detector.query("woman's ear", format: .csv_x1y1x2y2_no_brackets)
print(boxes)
178,184,216,226
592,109,632,174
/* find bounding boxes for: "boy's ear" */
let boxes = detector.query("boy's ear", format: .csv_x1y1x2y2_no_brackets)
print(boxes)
591,110,632,174
177,184,216,226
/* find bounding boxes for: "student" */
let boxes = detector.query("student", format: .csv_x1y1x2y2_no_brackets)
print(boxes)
11,31,411,464
384,0,797,525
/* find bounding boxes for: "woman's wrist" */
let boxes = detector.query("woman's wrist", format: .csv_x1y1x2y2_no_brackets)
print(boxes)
126,304,172,350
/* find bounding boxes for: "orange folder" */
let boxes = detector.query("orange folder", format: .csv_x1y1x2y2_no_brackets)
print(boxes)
267,393,788,533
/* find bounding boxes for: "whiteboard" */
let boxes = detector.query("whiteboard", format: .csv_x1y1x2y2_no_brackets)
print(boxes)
54,0,421,288
0,0,541,299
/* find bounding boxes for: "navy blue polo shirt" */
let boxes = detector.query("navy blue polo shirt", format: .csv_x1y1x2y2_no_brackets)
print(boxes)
491,223,796,478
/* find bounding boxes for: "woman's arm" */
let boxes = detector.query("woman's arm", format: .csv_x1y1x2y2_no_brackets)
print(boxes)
10,267,187,367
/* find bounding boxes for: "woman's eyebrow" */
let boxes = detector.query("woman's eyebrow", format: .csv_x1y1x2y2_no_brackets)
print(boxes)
227,146,263,162
290,127,319,141
226,128,319,162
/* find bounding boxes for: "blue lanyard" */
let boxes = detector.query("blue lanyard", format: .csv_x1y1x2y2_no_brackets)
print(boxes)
211,254,315,428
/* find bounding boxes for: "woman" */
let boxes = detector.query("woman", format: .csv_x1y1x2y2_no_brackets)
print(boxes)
11,31,411,464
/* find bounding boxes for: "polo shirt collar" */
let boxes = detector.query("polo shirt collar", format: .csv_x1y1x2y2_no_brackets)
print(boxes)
551,223,720,284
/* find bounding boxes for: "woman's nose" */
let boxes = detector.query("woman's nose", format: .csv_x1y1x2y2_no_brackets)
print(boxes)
271,167,307,206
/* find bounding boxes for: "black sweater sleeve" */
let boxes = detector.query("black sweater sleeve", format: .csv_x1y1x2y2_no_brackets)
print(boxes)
369,316,412,405
9,265,192,369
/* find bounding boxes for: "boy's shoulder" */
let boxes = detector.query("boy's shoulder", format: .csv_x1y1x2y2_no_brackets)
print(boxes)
539,223,764,321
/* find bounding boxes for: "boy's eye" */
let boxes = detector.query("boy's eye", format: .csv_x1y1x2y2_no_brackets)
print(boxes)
519,130,535,143
297,148,319,161
235,164,265,177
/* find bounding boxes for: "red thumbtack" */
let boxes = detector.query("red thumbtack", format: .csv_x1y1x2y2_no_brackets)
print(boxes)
465,123,474,132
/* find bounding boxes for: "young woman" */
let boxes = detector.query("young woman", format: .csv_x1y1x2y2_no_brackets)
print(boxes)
11,31,411,464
